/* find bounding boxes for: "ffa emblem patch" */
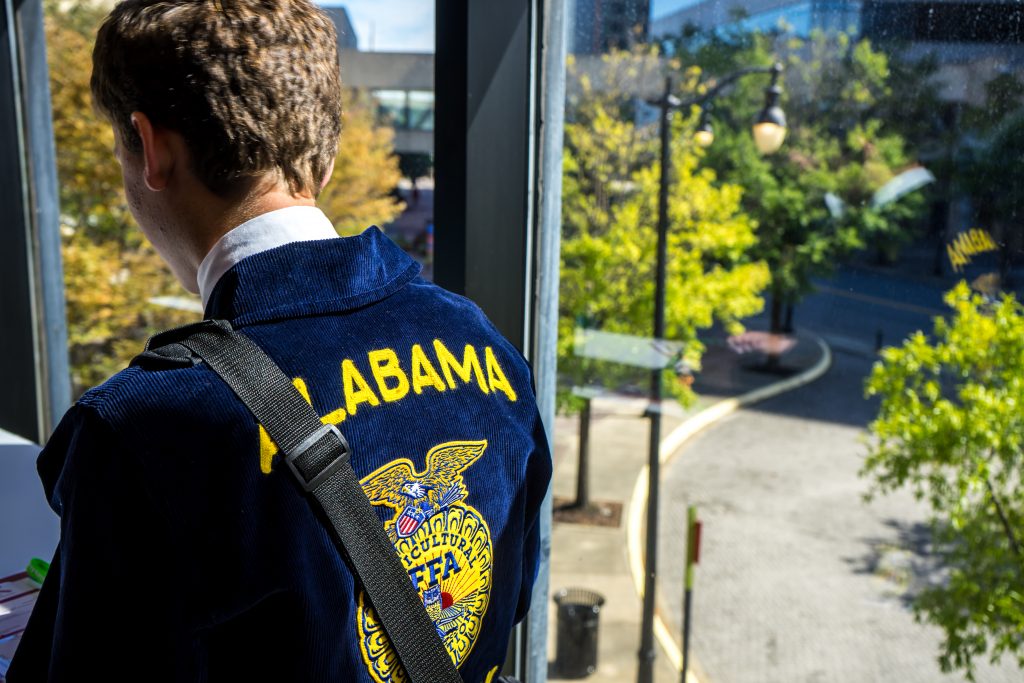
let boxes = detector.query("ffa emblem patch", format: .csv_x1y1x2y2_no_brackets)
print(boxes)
356,440,493,682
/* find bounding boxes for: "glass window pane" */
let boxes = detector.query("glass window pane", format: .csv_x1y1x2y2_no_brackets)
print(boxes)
372,88,410,127
554,1,1024,681
408,90,435,131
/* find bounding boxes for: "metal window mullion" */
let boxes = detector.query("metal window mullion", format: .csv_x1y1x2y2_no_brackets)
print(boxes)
19,0,69,438
525,0,568,677
0,0,70,442
1,0,45,444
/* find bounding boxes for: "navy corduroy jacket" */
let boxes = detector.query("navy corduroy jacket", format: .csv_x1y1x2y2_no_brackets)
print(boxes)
8,228,551,683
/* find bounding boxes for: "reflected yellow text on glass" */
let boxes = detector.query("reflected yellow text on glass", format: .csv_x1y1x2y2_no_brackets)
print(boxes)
947,228,997,273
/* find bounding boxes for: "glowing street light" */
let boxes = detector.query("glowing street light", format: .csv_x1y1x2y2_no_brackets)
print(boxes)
752,65,787,154
694,107,715,148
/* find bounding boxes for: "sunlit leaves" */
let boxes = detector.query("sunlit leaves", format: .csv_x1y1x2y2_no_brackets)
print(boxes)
865,282,1024,678
559,48,769,408
61,232,195,393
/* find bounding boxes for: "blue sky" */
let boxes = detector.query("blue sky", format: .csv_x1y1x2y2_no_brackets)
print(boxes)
315,1,694,53
652,0,704,17
317,1,434,52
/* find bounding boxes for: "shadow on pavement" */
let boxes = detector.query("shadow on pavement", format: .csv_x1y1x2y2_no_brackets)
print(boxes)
847,519,945,607
739,349,882,429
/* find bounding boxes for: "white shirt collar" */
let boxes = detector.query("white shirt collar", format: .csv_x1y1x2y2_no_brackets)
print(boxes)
196,205,338,308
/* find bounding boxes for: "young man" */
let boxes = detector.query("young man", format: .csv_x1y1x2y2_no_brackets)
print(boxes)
8,1,550,680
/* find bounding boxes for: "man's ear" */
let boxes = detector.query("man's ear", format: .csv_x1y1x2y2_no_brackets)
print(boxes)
130,111,173,192
320,157,336,191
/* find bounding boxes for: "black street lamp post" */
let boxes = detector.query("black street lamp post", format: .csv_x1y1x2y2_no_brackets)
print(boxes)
637,75,674,683
636,63,786,683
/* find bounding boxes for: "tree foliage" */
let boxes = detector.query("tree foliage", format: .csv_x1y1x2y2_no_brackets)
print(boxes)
47,1,196,396
666,28,926,329
47,2,125,242
559,49,770,408
865,282,1024,679
319,90,404,235
61,234,193,392
46,1,403,396
398,152,433,183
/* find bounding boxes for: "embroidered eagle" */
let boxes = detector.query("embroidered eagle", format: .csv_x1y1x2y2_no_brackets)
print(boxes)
360,440,487,538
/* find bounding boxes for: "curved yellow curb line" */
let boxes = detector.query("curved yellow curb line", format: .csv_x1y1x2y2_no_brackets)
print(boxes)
626,336,833,683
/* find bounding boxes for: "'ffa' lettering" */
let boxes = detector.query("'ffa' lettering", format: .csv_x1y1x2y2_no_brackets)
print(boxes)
368,349,410,402
426,557,444,585
443,551,461,579
408,564,426,589
407,551,464,589
342,359,381,415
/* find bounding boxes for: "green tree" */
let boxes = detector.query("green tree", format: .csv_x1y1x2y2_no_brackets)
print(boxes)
559,49,770,408
666,28,927,331
398,152,433,183
865,282,1024,679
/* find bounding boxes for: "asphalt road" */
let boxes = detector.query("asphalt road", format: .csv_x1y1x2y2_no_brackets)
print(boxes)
656,267,1022,683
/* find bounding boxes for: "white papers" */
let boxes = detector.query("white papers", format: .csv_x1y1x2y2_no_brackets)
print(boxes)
0,573,40,678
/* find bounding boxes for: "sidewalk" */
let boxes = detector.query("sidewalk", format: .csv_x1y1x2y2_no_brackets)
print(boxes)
545,333,827,683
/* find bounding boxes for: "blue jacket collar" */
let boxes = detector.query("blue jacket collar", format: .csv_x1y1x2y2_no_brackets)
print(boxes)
204,227,422,326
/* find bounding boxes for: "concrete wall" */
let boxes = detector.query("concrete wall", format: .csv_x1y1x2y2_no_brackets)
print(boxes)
339,49,434,90
393,129,433,154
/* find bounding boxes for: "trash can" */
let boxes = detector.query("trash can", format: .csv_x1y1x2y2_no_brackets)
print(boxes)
553,587,605,678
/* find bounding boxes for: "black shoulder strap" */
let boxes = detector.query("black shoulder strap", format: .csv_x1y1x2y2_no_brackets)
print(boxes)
171,320,463,683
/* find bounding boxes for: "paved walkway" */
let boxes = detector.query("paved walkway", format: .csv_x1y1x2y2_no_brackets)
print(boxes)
546,334,825,682
548,398,686,683
656,350,1022,683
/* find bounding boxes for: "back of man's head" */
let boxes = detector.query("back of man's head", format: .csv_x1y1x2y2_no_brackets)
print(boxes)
91,0,342,199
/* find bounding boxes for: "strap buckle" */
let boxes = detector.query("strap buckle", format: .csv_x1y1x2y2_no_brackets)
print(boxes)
284,423,350,492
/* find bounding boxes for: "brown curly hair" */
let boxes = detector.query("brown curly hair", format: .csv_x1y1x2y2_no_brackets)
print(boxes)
91,0,342,197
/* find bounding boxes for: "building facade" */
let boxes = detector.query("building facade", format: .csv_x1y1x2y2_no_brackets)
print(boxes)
322,6,434,157
651,0,1024,104
572,0,652,54
651,0,1024,63
651,0,862,38
322,5,359,50
338,49,434,156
